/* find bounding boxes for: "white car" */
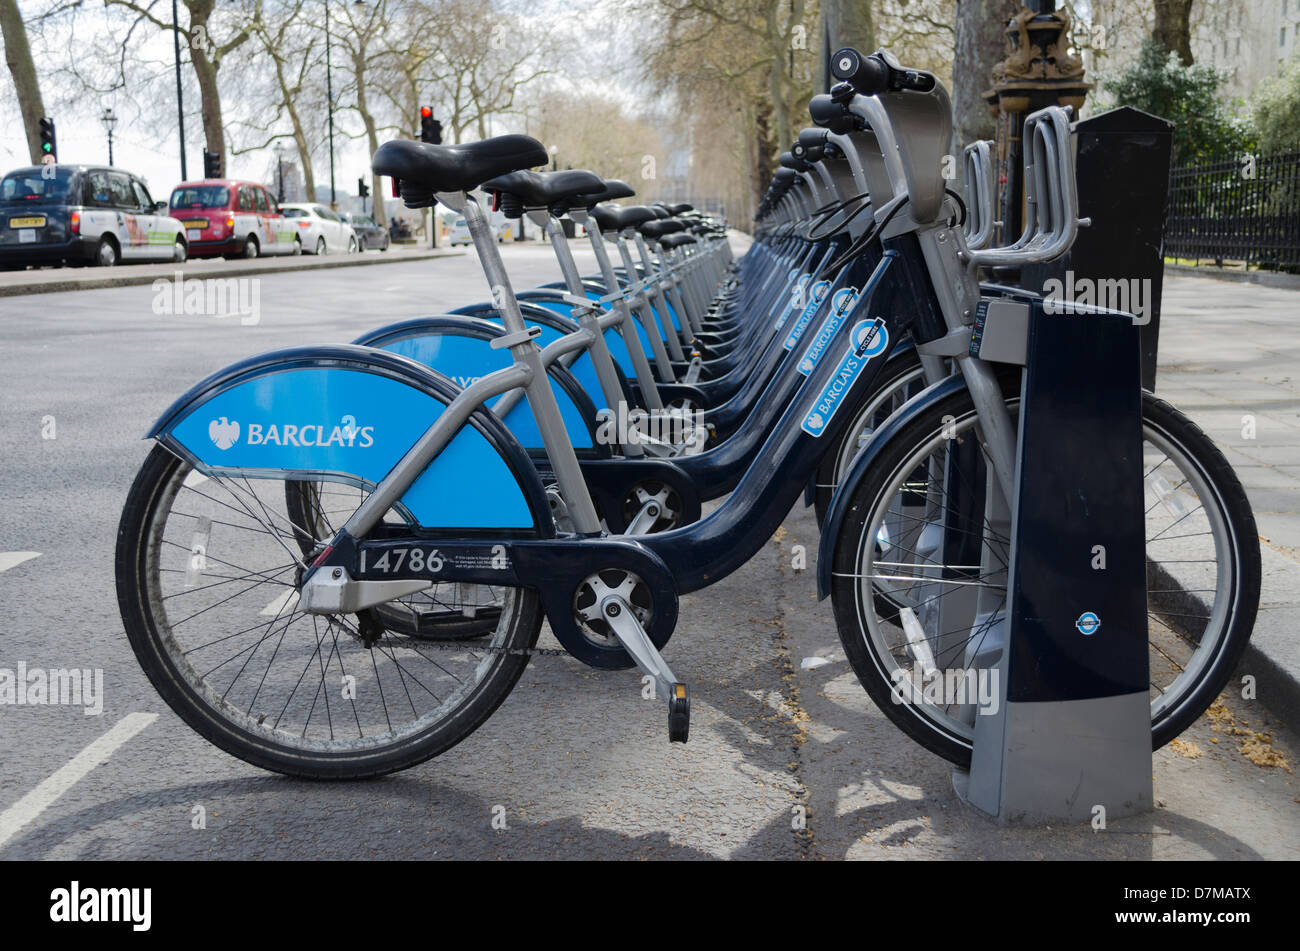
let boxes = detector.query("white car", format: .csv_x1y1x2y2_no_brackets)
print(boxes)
278,203,358,255
448,213,505,246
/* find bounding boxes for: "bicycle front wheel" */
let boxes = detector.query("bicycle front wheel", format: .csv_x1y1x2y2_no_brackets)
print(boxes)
829,380,1261,767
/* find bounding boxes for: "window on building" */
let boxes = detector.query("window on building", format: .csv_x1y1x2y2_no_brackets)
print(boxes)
1282,26,1288,47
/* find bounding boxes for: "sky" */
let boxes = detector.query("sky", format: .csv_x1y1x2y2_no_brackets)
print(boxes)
1,0,635,204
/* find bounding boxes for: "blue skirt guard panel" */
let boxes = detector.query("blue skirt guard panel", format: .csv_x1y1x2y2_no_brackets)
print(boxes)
515,290,642,374
449,302,621,411
353,316,602,453
148,345,548,532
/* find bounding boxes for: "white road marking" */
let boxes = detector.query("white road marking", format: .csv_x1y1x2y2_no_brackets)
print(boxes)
260,589,299,616
0,712,157,850
0,552,40,573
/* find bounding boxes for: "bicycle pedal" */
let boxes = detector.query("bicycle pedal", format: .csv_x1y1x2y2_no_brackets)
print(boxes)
667,682,690,743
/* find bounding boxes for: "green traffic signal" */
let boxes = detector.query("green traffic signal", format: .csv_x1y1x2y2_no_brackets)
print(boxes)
38,117,56,160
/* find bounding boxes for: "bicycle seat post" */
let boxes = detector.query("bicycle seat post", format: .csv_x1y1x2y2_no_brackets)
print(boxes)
544,209,667,414
456,191,604,534
576,207,683,377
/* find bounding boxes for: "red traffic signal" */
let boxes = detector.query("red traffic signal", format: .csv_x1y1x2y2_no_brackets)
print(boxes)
419,106,441,144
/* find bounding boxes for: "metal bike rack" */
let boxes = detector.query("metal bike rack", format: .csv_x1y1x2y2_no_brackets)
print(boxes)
954,106,1154,825
1020,107,1175,390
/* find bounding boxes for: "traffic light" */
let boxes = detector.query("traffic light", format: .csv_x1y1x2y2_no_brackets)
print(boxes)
203,149,223,179
419,106,442,144
357,177,370,199
38,117,56,162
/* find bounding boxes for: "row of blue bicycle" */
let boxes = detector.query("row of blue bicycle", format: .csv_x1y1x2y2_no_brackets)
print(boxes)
115,48,1260,778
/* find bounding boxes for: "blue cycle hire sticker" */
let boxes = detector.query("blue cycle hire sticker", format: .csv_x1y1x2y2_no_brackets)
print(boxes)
800,318,890,438
798,286,862,376
169,367,534,528
783,280,831,350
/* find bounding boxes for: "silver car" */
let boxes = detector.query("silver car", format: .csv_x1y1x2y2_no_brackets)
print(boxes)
278,202,358,255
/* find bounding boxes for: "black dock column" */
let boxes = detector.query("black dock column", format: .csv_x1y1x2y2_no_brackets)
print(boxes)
956,297,1152,825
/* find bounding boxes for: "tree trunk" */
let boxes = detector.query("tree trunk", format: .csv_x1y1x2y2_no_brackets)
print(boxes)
818,0,875,92
292,128,314,201
1153,0,1195,66
753,98,775,217
767,51,792,157
353,54,386,227
187,2,227,164
0,0,45,164
952,0,1020,147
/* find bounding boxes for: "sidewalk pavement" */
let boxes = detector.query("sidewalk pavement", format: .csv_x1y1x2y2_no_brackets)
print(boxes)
0,244,466,297
1158,275,1300,730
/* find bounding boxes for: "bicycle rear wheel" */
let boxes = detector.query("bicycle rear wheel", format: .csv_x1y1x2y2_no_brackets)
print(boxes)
116,444,541,778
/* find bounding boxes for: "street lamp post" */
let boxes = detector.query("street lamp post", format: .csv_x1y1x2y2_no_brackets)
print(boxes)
100,107,118,166
172,0,187,179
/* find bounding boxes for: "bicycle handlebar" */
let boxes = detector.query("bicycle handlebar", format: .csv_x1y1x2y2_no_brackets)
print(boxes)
830,48,935,95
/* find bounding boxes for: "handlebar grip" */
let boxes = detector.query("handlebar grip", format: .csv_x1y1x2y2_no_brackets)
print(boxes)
793,128,829,162
830,47,890,94
808,93,859,135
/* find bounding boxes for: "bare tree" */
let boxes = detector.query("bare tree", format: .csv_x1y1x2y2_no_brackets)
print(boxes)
422,0,557,144
1,0,46,163
103,0,258,166
642,0,817,216
372,1,442,139
249,0,320,200
335,0,396,225
526,87,667,186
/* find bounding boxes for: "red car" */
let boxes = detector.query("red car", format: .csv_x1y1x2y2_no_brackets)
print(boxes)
168,179,301,258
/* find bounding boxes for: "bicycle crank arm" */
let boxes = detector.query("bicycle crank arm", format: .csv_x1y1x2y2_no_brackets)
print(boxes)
599,593,690,743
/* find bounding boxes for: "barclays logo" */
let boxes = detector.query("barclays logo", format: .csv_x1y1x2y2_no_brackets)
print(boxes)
208,414,372,450
208,416,240,450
